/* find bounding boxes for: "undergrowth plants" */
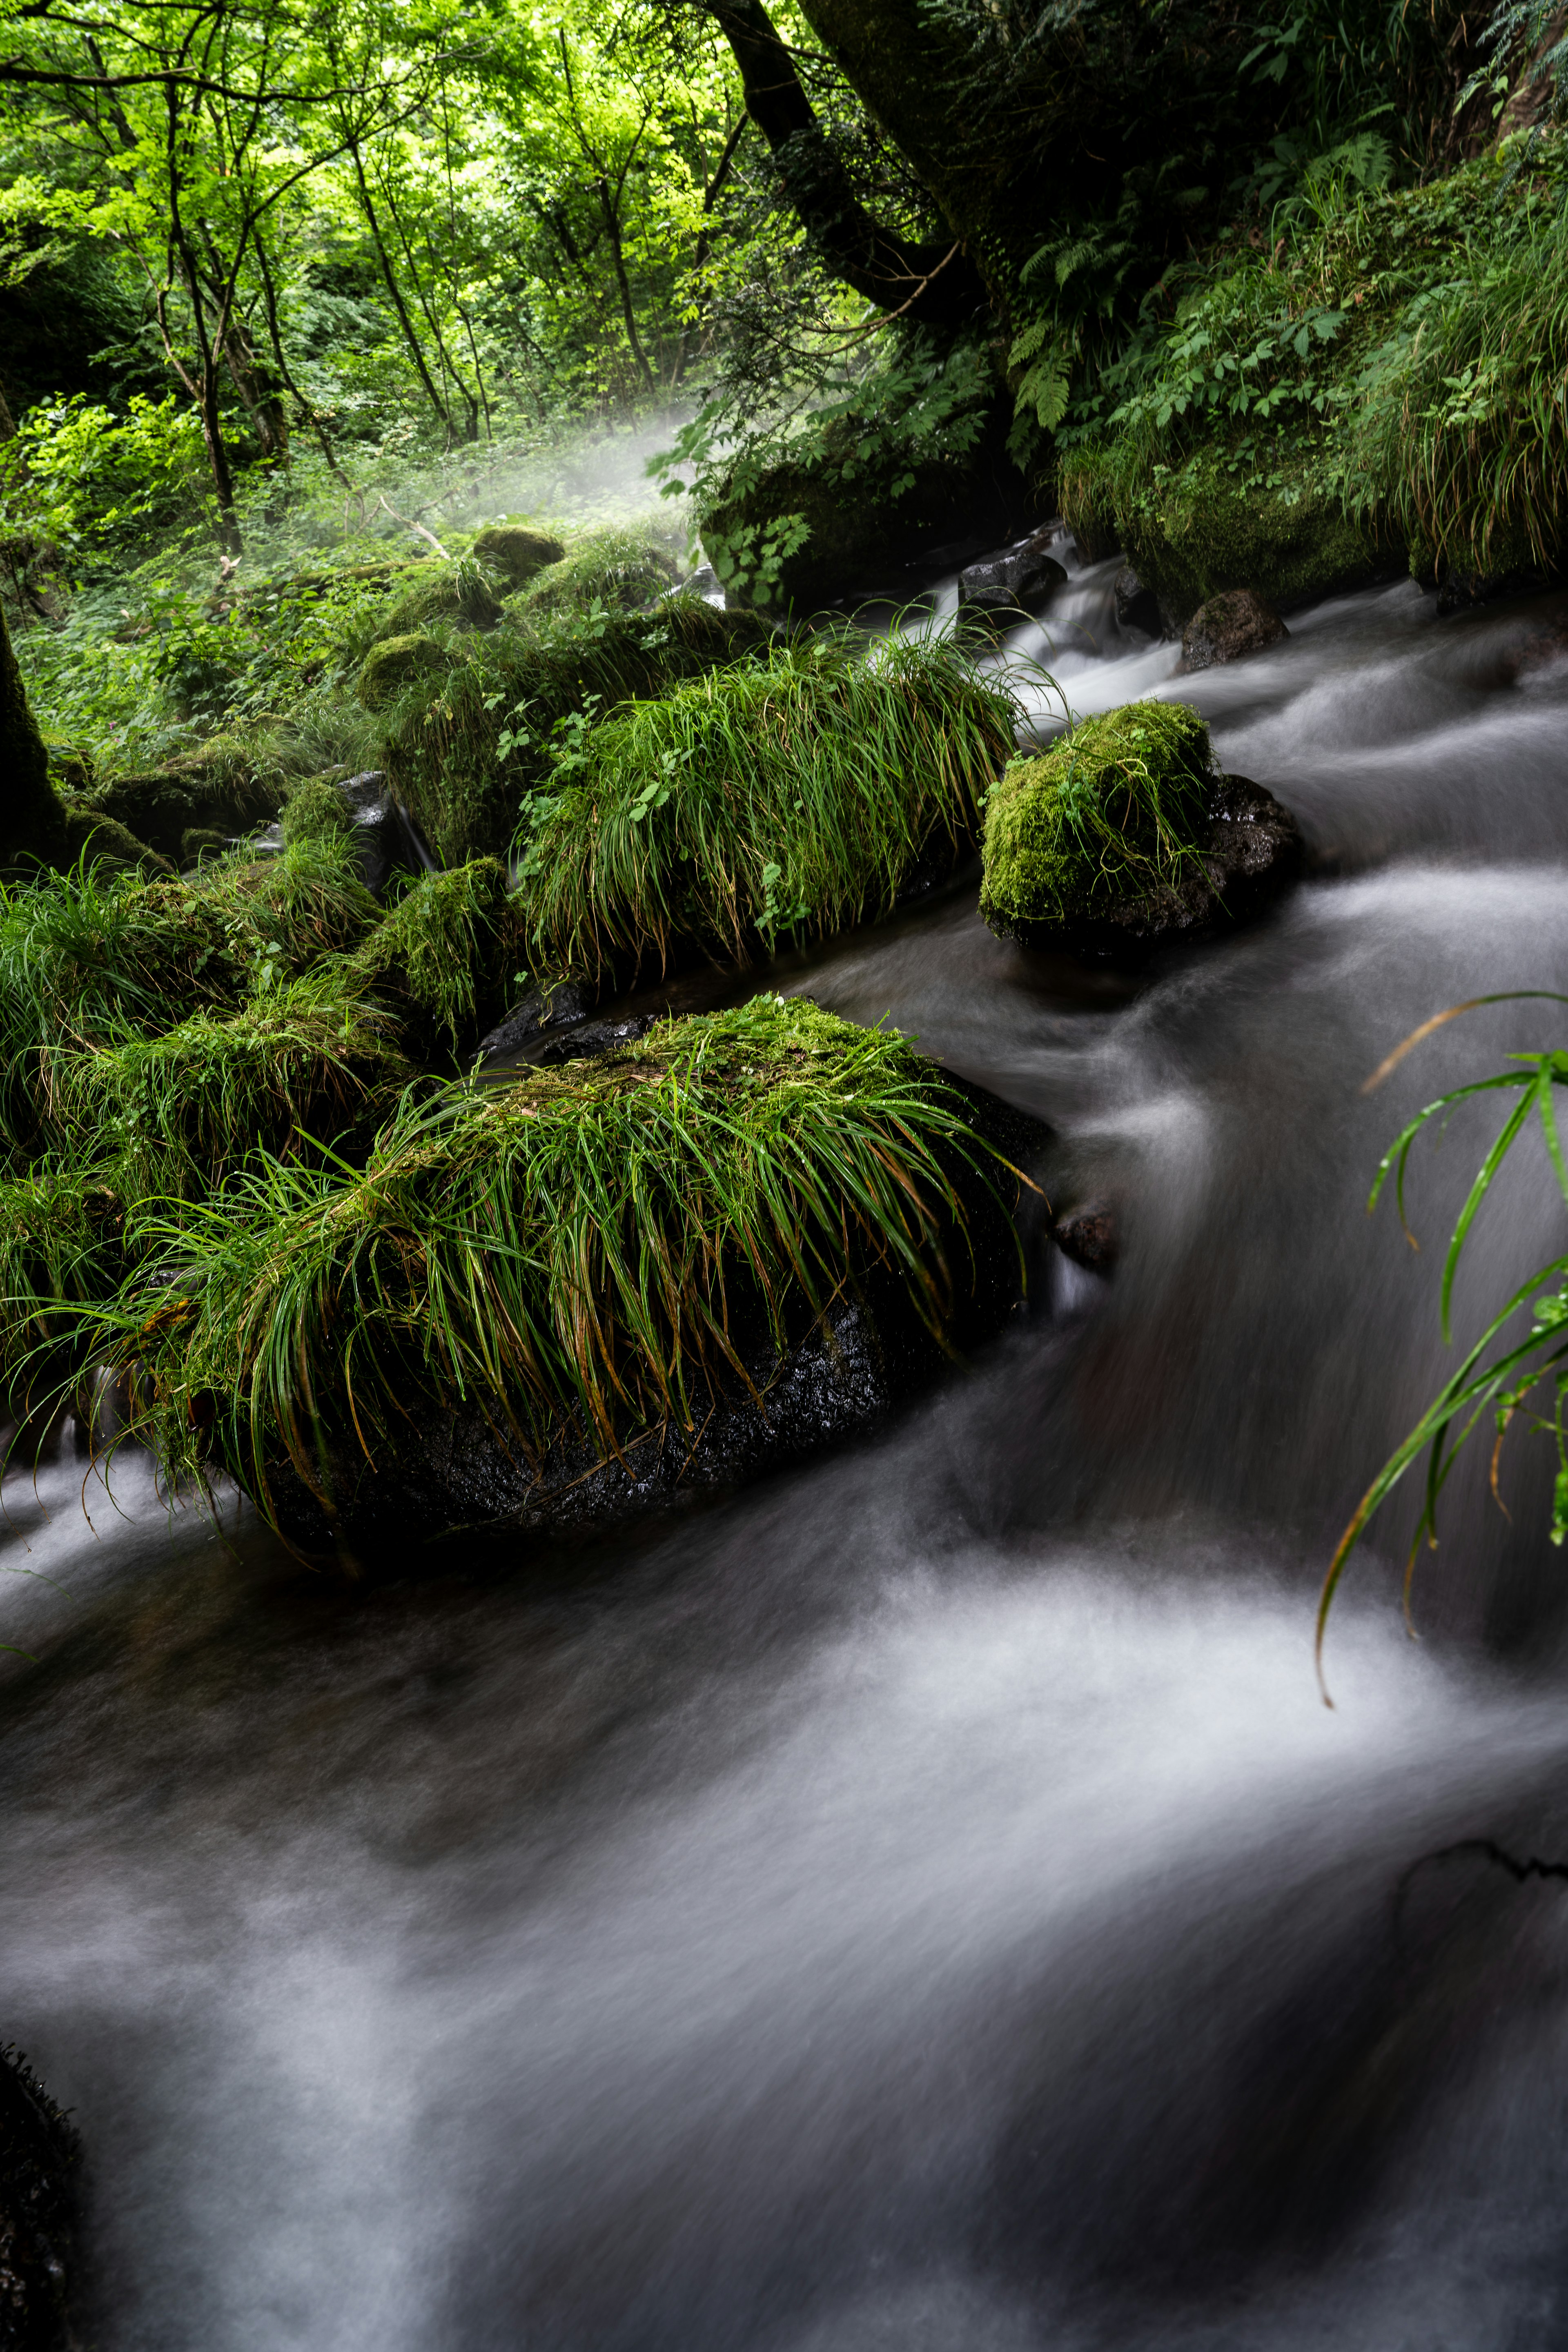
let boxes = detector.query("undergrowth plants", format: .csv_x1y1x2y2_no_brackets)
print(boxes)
514,630,1023,974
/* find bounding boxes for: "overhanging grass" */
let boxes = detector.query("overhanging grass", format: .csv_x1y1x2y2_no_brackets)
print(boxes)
353,858,524,1050
0,1164,125,1414
979,701,1213,938
514,631,1022,975
51,970,412,1200
98,996,1011,1512
376,594,774,865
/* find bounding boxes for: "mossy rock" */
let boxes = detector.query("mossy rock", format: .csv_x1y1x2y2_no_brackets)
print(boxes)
1074,448,1395,624
85,739,282,862
352,857,521,1052
512,527,681,619
280,776,352,848
356,633,458,714
378,565,503,640
379,599,774,866
472,525,566,588
45,744,94,793
980,700,1301,961
180,826,233,866
126,994,1047,1564
61,803,172,876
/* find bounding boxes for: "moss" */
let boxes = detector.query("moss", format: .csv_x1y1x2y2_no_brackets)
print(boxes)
377,597,775,866
354,859,523,1051
61,804,172,876
356,633,458,714
377,562,504,639
53,972,412,1200
979,701,1213,937
102,993,1018,1519
472,525,565,587
84,735,284,860
1064,445,1387,622
180,826,232,866
280,776,352,848
513,526,680,618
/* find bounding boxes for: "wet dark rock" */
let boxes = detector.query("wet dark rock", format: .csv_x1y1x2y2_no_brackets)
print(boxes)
337,770,415,896
0,2046,78,2352
1181,590,1287,671
958,533,1068,620
1438,561,1558,617
477,978,600,1062
1114,566,1163,638
531,1011,659,1067
997,773,1303,965
1052,1202,1118,1272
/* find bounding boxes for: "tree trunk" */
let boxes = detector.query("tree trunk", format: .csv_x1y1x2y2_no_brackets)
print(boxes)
0,602,66,873
705,0,990,327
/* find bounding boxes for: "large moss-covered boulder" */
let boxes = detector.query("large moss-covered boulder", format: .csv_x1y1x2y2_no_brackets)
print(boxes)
356,633,457,713
512,527,680,618
980,700,1301,960
1064,449,1393,624
108,996,1046,1565
82,735,281,862
60,804,172,876
472,525,566,587
378,564,503,639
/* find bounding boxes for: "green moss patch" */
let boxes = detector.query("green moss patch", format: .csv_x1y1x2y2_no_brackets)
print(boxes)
101,995,1013,1517
512,526,680,617
472,525,565,587
377,596,774,866
281,775,352,848
517,634,1019,975
377,563,504,639
356,633,457,713
354,858,524,1050
980,702,1213,939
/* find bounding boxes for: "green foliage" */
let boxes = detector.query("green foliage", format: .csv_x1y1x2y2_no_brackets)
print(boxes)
52,971,412,1200
354,859,523,1049
95,995,1003,1509
514,630,1021,974
979,703,1212,936
0,1164,125,1409
1319,994,1568,1675
0,394,213,559
376,594,774,864
280,778,352,848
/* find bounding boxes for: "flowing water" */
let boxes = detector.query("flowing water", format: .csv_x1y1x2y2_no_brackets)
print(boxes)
9,554,1568,2348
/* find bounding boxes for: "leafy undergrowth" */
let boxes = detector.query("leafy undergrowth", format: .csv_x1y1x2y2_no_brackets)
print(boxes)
1058,131,1568,599
515,630,1022,975
90,996,1005,1517
980,702,1213,936
354,859,524,1049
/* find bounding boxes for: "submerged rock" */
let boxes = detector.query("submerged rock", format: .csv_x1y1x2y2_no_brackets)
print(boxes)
1051,1201,1118,1271
1180,589,1287,671
0,2045,78,2352
980,701,1302,963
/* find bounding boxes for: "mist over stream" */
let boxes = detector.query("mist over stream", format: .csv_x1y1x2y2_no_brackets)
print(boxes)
9,544,1568,2348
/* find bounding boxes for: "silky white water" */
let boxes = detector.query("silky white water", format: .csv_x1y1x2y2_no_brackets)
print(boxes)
7,562,1568,2348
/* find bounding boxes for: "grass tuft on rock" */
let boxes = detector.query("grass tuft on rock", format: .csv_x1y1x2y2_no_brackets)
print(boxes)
354,858,523,1050
515,632,1020,975
376,595,775,864
980,701,1213,939
52,971,413,1200
0,1164,125,1413
98,996,1009,1514
280,776,352,848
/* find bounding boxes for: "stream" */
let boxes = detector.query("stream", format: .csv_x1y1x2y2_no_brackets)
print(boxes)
8,551,1568,2348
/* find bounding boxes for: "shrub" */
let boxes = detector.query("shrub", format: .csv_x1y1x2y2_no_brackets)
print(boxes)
516,632,1021,975
980,702,1213,939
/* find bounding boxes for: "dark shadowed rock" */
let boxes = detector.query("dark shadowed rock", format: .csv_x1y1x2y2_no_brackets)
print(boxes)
1438,560,1558,616
1114,566,1163,638
1052,1202,1118,1272
478,978,600,1062
0,2045,78,2352
1181,589,1287,671
959,530,1068,619
337,770,416,896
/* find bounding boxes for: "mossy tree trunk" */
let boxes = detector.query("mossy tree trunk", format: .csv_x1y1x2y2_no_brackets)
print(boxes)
0,602,65,874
